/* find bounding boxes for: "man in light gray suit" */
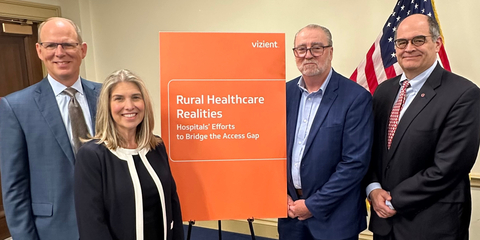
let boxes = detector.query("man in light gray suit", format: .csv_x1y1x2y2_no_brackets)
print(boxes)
0,17,101,239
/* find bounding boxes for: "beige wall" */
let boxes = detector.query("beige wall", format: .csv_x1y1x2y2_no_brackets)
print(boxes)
12,0,480,238
23,0,480,158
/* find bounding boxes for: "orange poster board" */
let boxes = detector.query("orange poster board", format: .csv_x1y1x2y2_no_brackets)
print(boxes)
160,32,286,221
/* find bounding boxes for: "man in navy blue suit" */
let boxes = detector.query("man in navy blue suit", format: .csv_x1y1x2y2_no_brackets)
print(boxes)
278,24,373,240
0,17,101,239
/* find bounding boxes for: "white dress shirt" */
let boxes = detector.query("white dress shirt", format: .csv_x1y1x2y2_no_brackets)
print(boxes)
48,75,94,149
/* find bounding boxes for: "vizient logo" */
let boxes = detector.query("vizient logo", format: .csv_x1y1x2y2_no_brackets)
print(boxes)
251,40,278,48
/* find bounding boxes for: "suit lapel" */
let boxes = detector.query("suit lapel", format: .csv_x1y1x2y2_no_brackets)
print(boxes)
286,81,302,188
387,65,443,160
379,78,402,152
302,72,339,157
81,78,100,132
34,78,75,164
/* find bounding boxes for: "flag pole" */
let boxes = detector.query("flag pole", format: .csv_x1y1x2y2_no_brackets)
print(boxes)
431,0,451,71
431,0,445,43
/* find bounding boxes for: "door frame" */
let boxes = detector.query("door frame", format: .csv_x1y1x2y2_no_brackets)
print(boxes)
0,0,61,22
0,0,62,76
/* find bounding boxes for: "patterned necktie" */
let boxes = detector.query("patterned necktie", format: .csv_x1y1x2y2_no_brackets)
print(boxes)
64,87,89,153
387,80,410,149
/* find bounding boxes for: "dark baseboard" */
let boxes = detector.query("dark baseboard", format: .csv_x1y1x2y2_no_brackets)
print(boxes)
183,225,275,240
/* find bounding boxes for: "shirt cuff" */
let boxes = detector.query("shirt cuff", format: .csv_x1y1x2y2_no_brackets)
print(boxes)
386,200,395,210
366,182,382,199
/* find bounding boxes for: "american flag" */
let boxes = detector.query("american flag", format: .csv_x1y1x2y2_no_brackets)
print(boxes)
350,0,450,93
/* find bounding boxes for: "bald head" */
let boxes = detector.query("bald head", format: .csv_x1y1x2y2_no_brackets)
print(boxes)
394,14,442,79
35,17,87,86
38,17,83,43
395,14,440,40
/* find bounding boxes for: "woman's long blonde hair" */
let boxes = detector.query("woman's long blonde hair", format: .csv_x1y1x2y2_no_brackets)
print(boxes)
93,69,161,150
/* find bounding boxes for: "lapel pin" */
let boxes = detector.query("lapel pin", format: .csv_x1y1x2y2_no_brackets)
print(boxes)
421,93,425,97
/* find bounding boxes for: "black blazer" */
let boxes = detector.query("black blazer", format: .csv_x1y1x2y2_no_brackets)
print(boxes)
366,64,480,240
74,141,184,240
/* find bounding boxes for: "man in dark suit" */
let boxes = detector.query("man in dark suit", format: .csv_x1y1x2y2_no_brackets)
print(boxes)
277,24,373,240
0,17,101,239
365,14,480,240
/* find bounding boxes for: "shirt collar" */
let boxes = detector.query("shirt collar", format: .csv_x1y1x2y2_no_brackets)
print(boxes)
398,61,438,91
296,67,333,94
47,74,84,96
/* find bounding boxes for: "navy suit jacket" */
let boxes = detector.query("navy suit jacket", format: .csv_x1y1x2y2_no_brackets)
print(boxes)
0,77,101,240
284,70,373,239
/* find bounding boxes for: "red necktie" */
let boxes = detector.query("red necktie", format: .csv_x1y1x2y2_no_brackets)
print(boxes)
387,80,410,149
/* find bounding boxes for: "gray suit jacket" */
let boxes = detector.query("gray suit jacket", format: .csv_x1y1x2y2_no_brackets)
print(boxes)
0,77,101,240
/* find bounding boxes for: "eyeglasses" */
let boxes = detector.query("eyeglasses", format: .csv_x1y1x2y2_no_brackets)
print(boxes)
39,42,80,51
293,45,332,58
394,35,432,49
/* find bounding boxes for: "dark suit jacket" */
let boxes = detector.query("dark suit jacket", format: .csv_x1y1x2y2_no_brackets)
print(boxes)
74,141,184,240
366,64,480,240
0,77,101,240
282,70,373,240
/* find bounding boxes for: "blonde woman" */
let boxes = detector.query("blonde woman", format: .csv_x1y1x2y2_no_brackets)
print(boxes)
74,69,183,240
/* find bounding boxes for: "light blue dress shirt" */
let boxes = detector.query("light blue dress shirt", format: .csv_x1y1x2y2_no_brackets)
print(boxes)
366,61,438,209
292,68,333,189
48,75,94,149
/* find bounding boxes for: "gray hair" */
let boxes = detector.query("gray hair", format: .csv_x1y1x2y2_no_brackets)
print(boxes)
294,24,333,46
427,16,440,40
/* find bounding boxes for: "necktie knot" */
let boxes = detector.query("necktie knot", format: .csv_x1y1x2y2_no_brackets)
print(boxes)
64,87,78,98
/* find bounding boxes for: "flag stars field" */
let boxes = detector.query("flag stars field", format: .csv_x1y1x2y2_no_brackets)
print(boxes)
349,0,450,93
